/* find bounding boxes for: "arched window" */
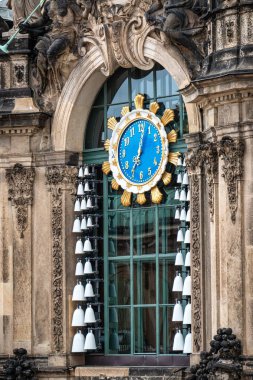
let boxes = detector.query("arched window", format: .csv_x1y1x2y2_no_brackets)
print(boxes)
82,65,189,358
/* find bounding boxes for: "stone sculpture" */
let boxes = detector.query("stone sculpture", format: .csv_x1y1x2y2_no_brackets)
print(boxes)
146,0,208,65
11,0,41,28
0,0,12,32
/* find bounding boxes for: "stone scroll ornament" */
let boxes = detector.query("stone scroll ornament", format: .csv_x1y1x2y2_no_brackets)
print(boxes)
6,163,35,238
46,165,77,353
217,136,244,224
102,94,180,207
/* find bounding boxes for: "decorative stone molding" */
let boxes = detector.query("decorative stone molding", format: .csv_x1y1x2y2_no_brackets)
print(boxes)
189,172,202,353
217,136,245,224
187,142,218,221
45,165,77,353
6,163,35,238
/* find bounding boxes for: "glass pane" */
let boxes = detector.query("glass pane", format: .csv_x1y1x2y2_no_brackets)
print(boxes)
85,107,104,149
108,211,130,257
159,260,175,304
135,307,156,353
158,206,178,254
107,68,129,105
109,262,130,305
159,306,174,353
133,208,156,255
134,261,156,305
109,307,131,354
156,68,178,97
131,68,154,100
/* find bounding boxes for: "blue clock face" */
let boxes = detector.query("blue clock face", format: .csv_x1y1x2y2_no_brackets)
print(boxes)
118,118,163,185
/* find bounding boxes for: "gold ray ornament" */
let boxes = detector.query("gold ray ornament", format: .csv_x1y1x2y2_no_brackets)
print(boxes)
121,106,130,116
107,117,118,131
162,172,172,186
121,190,132,207
102,161,111,175
104,139,110,151
137,193,147,205
161,109,174,126
149,102,159,114
111,179,120,190
151,186,163,204
134,94,144,110
168,152,180,166
167,129,177,143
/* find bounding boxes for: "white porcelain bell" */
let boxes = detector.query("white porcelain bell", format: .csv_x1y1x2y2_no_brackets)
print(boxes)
83,238,93,252
109,262,116,275
180,188,187,202
183,331,192,353
81,216,88,230
87,217,94,228
72,330,85,352
174,188,180,200
84,182,91,192
185,250,191,267
75,239,83,254
84,281,95,298
75,260,84,276
184,228,190,244
78,167,84,178
183,171,189,185
72,281,85,301
72,306,85,326
87,197,93,209
84,166,91,176
81,197,87,210
84,329,97,350
180,207,186,221
187,188,190,201
177,172,182,184
183,302,191,325
183,158,186,167
172,300,183,322
77,182,84,196
186,208,190,222
84,259,93,275
175,250,184,266
74,198,81,212
73,217,81,233
177,155,183,166
172,272,183,292
173,330,184,351
84,305,96,324
109,307,118,323
177,228,184,242
175,207,180,220
109,239,115,255
183,274,191,296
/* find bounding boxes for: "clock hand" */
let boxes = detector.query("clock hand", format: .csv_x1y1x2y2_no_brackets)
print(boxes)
131,126,145,178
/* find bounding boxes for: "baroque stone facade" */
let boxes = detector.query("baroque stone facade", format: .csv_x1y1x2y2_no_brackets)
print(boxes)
0,0,253,379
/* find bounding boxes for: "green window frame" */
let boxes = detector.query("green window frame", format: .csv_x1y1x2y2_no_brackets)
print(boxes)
83,65,188,356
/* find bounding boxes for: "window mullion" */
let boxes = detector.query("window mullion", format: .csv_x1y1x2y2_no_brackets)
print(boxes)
155,205,160,354
130,207,134,354
103,174,109,354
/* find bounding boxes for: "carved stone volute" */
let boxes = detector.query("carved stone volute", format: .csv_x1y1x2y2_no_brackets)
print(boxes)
6,164,35,238
217,136,245,224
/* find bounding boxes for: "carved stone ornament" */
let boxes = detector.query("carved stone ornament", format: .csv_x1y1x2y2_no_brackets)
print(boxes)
186,141,218,221
45,165,77,353
217,136,244,224
6,163,35,238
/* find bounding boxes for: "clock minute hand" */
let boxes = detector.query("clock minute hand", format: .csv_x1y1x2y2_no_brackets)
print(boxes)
131,126,145,178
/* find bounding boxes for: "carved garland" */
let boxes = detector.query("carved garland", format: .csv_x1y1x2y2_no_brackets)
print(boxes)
6,163,35,238
46,165,77,353
217,136,244,224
